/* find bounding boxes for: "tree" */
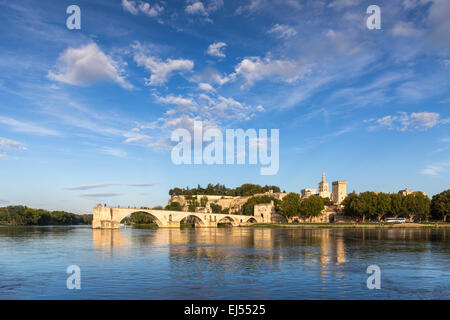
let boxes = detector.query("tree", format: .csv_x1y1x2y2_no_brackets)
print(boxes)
323,197,333,206
129,212,154,224
342,192,359,218
358,192,378,222
165,201,182,211
278,193,301,218
200,196,208,207
375,193,391,222
187,199,199,212
405,193,431,222
210,203,222,213
0,205,91,225
431,190,450,222
298,196,324,221
390,193,408,218
167,183,280,197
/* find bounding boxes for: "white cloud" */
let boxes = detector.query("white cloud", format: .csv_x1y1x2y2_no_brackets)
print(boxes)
427,0,450,46
207,0,224,12
184,0,223,22
185,1,209,16
236,0,265,15
328,0,360,9
155,94,196,108
139,2,164,17
0,137,26,157
403,0,432,10
63,182,158,190
267,24,297,39
81,193,122,198
198,82,215,92
206,42,227,58
0,116,60,136
100,147,127,158
134,53,194,85
190,66,234,86
122,0,139,14
420,162,450,176
0,137,26,150
122,0,164,17
233,56,310,87
48,43,132,89
366,112,449,131
392,22,422,37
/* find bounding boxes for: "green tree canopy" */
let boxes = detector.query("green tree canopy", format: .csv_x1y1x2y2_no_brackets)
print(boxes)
431,189,450,222
405,193,431,222
298,196,324,220
168,183,281,197
0,206,92,226
210,203,222,213
165,201,182,211
278,193,301,218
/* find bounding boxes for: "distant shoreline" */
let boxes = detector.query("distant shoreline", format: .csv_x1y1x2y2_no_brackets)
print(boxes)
244,222,450,228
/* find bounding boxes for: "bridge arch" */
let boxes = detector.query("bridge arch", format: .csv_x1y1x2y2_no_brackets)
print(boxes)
116,210,164,227
178,213,207,227
217,216,237,226
246,217,257,224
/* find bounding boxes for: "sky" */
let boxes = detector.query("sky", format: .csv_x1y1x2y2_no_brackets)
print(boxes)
0,0,449,214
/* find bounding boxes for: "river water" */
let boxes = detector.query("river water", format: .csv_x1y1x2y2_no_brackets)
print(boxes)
0,226,449,299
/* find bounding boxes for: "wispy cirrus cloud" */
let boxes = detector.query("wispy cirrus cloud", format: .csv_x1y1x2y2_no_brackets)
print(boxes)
0,116,60,136
267,24,297,39
81,193,122,198
63,182,159,191
365,112,450,131
0,137,26,158
0,137,27,150
99,147,128,158
420,162,450,176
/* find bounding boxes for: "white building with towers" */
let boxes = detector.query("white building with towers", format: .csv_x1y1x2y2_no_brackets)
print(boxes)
300,172,348,204
318,171,331,199
332,181,347,205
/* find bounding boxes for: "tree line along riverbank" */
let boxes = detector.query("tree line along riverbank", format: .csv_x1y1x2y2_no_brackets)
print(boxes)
0,206,92,226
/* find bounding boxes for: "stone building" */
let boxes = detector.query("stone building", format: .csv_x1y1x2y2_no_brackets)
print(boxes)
254,201,287,223
398,188,426,196
301,188,316,199
331,181,347,205
318,171,330,199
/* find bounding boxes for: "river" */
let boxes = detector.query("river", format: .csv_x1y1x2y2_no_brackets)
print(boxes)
0,226,449,299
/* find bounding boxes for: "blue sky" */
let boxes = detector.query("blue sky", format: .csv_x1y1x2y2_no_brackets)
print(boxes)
0,0,449,213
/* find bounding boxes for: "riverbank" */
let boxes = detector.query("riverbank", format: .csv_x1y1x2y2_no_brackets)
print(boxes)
244,222,450,228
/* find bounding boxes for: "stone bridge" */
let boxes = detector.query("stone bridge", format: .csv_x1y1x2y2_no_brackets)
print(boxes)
92,206,261,229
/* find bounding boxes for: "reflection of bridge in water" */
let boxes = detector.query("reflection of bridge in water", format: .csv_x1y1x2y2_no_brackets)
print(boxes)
92,227,347,268
92,206,260,229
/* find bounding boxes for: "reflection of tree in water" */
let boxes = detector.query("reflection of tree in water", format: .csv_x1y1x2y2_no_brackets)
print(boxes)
342,228,446,257
0,225,78,243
